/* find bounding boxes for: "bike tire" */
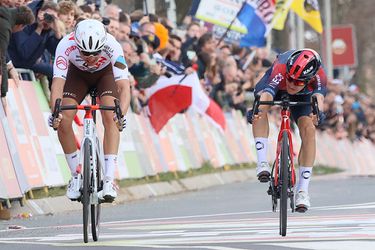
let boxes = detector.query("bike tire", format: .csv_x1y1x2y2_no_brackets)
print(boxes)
82,139,91,243
279,131,289,236
91,152,101,241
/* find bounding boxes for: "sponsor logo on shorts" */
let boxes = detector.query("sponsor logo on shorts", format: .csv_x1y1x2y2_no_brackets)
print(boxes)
63,92,77,98
100,90,113,97
56,56,68,70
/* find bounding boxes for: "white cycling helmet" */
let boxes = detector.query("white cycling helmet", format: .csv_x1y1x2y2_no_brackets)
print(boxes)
74,19,107,53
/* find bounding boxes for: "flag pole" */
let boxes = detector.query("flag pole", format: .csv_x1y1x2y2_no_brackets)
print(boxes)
216,0,247,46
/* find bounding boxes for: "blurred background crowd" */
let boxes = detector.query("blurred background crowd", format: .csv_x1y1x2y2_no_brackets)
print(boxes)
0,0,374,144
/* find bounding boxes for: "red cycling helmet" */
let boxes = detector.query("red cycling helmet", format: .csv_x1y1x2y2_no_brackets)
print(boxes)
286,49,321,84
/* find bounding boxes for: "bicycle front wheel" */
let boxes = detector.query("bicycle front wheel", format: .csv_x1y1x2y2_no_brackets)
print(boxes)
279,131,290,236
82,139,92,243
91,151,101,241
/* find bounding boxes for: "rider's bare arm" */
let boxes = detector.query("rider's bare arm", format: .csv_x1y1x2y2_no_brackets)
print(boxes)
254,91,273,121
50,77,66,111
116,79,131,115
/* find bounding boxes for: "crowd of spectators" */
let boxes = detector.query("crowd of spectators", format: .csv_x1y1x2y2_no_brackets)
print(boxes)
0,0,374,144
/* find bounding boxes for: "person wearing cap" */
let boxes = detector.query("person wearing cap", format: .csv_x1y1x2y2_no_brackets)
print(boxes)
247,48,328,212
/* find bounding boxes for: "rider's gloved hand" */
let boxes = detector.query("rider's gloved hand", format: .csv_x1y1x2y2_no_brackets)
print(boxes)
113,114,126,131
48,113,63,129
317,112,326,126
246,109,254,124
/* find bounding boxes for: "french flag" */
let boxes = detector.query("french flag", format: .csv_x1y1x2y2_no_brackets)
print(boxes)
237,0,275,47
145,73,226,133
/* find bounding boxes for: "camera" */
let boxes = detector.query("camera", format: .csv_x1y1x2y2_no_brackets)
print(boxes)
43,13,55,23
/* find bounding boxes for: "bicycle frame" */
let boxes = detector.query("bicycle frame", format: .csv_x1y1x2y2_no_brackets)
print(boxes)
251,93,320,237
79,106,105,205
53,97,122,243
273,108,296,188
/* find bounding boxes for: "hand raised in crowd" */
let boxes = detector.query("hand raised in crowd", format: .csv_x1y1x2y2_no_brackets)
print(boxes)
150,63,167,76
7,63,20,87
184,66,195,75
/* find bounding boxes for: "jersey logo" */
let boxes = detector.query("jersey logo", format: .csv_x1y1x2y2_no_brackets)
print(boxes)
269,73,283,88
114,55,127,70
56,56,68,70
65,45,77,56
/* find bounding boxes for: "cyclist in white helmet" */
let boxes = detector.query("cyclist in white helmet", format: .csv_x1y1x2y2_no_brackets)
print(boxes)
49,19,130,202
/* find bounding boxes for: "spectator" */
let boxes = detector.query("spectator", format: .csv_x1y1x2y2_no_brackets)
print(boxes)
103,3,120,21
195,32,216,80
166,34,182,63
58,0,78,33
78,4,92,19
107,17,119,38
180,21,200,67
7,1,62,89
0,5,34,111
117,12,130,42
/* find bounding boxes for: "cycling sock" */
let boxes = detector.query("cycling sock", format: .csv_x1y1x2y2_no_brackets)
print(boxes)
297,166,313,193
104,154,118,182
254,137,268,166
65,151,80,176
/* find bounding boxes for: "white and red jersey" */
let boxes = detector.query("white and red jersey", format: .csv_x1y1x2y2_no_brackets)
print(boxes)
53,32,128,81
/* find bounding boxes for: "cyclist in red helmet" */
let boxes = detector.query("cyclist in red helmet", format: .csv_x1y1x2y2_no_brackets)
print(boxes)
247,48,327,212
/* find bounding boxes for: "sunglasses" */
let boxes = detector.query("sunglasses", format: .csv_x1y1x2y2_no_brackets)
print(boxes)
286,74,307,87
80,50,102,57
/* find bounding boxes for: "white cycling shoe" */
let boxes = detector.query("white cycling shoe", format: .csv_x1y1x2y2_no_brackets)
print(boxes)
256,162,271,183
295,191,310,213
98,181,117,202
66,175,82,201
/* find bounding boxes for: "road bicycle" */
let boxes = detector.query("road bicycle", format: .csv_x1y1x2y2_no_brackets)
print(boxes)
251,94,320,236
52,89,123,243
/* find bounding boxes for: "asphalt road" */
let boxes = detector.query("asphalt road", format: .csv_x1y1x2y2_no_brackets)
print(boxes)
0,175,374,250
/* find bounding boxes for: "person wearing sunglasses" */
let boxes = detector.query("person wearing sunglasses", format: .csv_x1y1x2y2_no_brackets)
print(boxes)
246,48,327,212
49,19,131,202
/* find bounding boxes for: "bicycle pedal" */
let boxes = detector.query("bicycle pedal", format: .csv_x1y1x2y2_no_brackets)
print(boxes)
295,206,308,213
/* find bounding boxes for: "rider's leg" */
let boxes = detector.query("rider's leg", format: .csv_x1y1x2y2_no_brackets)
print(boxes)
100,95,120,182
58,97,81,200
58,97,79,175
252,93,272,181
295,116,316,211
297,116,316,192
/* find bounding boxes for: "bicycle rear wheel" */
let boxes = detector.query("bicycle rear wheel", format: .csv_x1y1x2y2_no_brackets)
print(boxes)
91,151,101,241
82,139,91,243
279,131,289,236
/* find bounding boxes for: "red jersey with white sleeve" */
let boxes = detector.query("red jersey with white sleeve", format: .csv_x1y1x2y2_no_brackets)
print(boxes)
53,32,128,81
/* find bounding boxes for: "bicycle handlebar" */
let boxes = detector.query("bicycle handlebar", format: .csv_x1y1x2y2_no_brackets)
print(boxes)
251,94,321,124
52,98,124,131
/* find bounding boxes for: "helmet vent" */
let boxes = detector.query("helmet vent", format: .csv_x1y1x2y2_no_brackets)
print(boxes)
82,40,87,50
89,36,93,49
293,66,301,75
94,40,100,50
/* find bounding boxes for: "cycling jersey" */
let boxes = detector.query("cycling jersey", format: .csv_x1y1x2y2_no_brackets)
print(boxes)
53,32,128,81
255,50,327,97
